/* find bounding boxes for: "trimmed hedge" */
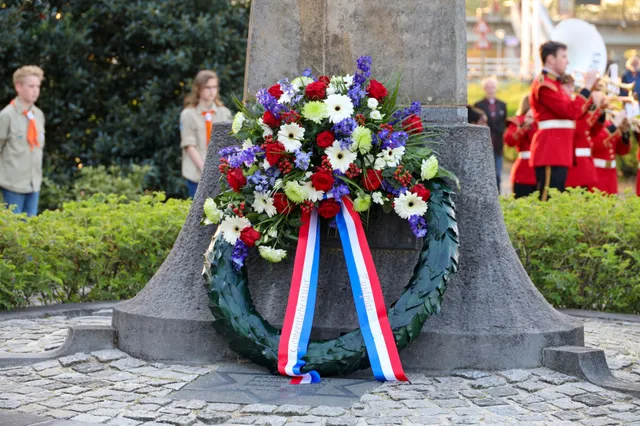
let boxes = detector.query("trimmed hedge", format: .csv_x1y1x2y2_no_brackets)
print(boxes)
3,189,640,314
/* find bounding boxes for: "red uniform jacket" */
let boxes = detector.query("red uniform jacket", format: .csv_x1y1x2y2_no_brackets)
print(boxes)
529,71,593,167
566,106,601,188
504,116,537,186
591,120,629,195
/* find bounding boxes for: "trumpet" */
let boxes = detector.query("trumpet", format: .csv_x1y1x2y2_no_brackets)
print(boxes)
606,95,638,104
571,69,636,92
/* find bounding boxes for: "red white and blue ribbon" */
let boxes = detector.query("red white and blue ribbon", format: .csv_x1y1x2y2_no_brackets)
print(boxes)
335,197,408,382
277,198,407,384
277,208,321,385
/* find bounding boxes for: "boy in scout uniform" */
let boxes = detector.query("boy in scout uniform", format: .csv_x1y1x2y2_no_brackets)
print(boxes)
0,66,45,217
180,70,233,198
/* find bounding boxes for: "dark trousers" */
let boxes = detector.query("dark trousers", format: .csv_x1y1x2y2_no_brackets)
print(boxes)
513,183,537,199
535,166,568,201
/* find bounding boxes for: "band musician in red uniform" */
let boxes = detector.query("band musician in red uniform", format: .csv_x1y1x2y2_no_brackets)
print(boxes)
591,111,629,195
504,95,537,198
529,41,601,201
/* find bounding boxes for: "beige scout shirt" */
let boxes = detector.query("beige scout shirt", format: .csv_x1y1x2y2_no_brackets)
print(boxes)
180,103,232,183
0,98,45,193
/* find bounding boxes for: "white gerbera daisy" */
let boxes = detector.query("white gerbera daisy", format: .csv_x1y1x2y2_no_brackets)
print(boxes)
303,181,324,202
393,192,428,219
377,146,406,167
372,192,385,205
277,123,305,152
324,94,355,124
252,192,277,217
367,98,379,109
219,216,251,245
258,118,273,137
259,246,288,263
325,141,357,173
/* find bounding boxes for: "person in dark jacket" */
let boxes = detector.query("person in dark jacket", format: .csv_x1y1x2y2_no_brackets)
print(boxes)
620,56,640,99
474,77,508,192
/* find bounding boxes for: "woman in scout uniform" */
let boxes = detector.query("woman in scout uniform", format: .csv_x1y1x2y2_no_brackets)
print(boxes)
0,66,46,217
180,70,232,198
504,95,537,198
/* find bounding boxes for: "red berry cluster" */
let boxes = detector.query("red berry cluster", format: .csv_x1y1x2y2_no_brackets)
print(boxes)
379,123,394,132
355,113,366,126
281,110,301,124
300,200,315,214
320,155,333,172
278,157,294,174
229,202,246,217
219,158,230,175
260,135,274,150
345,163,362,179
393,165,412,186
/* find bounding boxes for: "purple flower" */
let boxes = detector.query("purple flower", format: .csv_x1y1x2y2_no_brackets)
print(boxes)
228,145,264,168
302,68,314,78
278,78,304,105
409,215,427,238
356,56,372,78
338,138,354,150
333,118,357,137
219,146,241,160
347,84,366,107
256,88,286,116
248,168,281,193
390,102,423,126
331,183,350,199
382,180,407,197
382,131,409,150
231,240,248,271
294,150,311,171
353,74,366,87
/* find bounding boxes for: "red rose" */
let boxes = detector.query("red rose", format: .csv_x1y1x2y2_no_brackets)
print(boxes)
318,199,341,218
362,169,383,191
273,193,294,214
310,171,334,192
411,184,431,201
318,75,331,86
404,114,424,135
305,81,327,100
268,84,283,99
239,227,261,247
366,79,388,101
316,131,335,148
262,111,281,128
264,142,286,166
227,168,246,192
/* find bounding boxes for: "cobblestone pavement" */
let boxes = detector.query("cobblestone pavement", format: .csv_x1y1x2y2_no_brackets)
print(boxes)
0,312,640,425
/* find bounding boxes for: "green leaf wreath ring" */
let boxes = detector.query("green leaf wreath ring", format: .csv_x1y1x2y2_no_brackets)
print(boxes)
203,178,459,377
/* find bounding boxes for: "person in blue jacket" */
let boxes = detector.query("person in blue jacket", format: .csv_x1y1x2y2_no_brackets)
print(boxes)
620,55,640,99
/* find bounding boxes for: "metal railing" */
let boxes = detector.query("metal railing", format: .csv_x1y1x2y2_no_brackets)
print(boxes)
468,57,522,79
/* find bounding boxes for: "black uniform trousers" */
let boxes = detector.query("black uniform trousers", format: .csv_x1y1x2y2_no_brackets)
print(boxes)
535,166,568,201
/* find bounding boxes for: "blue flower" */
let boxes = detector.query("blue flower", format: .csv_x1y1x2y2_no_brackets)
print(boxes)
408,215,428,238
347,84,366,107
228,145,264,168
302,68,314,78
338,138,354,150
381,180,407,197
333,118,357,137
356,56,372,78
248,167,281,193
231,240,249,271
390,102,423,126
294,150,311,171
256,88,286,116
330,183,350,199
219,146,241,160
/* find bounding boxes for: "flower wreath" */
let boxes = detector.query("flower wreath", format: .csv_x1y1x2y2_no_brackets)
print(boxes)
202,57,459,380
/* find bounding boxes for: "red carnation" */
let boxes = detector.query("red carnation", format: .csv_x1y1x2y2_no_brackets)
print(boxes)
262,111,281,128
411,184,431,201
310,170,334,192
318,75,331,86
239,227,261,247
404,114,424,135
268,84,283,99
305,81,327,100
316,131,335,149
362,169,383,191
226,168,246,192
318,199,341,218
273,193,294,214
366,79,388,101
264,142,286,167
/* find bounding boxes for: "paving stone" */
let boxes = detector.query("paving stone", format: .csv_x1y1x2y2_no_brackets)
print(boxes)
273,405,311,415
586,407,613,417
92,349,129,362
550,397,586,410
407,416,447,425
196,411,233,425
574,382,608,393
123,410,162,421
252,416,287,426
580,417,625,425
433,399,470,409
485,405,528,416
228,416,259,424
608,402,638,412
46,408,78,419
59,352,90,367
16,402,48,414
206,402,242,412
38,367,67,377
552,410,584,421
458,389,487,399
572,393,614,407
325,417,358,426
387,390,423,400
156,414,198,425
401,400,440,409
110,357,148,370
365,418,402,425
471,397,509,407
469,376,507,389
39,396,76,409
107,417,143,426
452,370,491,380
72,362,106,373
31,359,61,371
172,399,208,410
555,383,587,396
71,413,112,423
90,408,122,417
514,380,547,393
485,386,519,397
65,402,102,412
423,391,460,400
91,370,138,382
165,382,188,390
111,382,147,392
240,404,277,415
160,407,192,415
59,385,90,395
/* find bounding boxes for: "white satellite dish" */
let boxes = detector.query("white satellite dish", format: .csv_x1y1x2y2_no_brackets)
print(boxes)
550,19,607,76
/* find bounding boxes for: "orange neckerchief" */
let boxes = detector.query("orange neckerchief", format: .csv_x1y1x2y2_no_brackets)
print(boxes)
10,99,39,151
201,110,215,146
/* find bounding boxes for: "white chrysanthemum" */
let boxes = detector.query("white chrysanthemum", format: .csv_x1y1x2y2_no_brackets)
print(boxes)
421,156,439,180
258,118,273,137
303,181,324,202
367,98,379,109
326,85,337,96
324,95,355,124
377,146,406,167
343,74,354,87
325,141,358,173
252,192,277,217
259,245,288,263
393,192,428,220
370,110,383,120
277,123,305,152
219,216,251,245
242,139,253,150
231,112,245,134
372,192,385,205
292,76,314,90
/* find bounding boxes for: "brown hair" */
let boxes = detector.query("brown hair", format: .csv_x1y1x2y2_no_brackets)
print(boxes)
183,70,224,108
13,65,44,85
516,94,531,116
540,41,568,65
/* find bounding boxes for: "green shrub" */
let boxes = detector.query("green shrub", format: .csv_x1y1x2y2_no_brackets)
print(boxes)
501,188,640,313
0,193,190,310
